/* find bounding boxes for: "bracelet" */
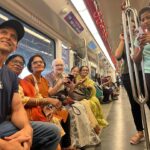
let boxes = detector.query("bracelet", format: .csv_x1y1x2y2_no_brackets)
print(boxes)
35,98,40,106
41,98,49,106
35,98,49,106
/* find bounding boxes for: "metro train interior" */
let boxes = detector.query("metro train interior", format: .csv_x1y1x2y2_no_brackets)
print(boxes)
0,0,150,150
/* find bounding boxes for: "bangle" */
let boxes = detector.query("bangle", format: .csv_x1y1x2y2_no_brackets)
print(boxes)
41,98,48,106
35,98,40,106
35,98,48,106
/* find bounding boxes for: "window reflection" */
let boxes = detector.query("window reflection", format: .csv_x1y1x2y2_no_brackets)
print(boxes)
0,8,55,78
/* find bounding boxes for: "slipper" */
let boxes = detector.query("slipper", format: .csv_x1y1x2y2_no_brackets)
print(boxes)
130,132,144,145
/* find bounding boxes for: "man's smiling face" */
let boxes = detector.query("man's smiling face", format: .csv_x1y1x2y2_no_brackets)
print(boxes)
0,27,17,54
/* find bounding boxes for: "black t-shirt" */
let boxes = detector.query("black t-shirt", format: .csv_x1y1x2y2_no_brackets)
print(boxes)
0,65,18,123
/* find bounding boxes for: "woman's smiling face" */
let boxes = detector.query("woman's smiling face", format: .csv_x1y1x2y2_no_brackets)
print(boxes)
80,66,89,78
31,56,45,74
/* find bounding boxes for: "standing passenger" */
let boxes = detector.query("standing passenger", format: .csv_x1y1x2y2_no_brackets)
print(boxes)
133,6,150,95
115,25,150,144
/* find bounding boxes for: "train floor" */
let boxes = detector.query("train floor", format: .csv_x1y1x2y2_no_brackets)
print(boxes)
82,87,150,150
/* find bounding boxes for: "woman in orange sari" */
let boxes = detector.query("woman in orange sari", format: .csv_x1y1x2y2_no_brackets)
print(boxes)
24,54,75,150
5,54,62,121
5,54,62,150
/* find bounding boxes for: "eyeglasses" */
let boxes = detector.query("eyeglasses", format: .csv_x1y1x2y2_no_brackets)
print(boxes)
11,60,25,67
32,61,44,65
55,64,64,67
81,69,89,72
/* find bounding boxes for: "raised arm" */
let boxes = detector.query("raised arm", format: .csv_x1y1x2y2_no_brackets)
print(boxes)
48,78,64,96
132,32,150,63
132,47,143,63
115,33,125,60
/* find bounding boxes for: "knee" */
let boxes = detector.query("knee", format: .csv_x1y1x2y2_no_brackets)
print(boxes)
46,123,61,140
53,124,61,139
31,121,61,142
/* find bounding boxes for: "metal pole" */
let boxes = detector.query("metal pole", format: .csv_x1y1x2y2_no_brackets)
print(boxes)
122,6,150,149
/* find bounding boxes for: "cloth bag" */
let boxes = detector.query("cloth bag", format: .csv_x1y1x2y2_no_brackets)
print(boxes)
69,86,92,101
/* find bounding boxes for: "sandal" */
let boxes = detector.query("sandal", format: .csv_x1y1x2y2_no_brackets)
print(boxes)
130,132,144,145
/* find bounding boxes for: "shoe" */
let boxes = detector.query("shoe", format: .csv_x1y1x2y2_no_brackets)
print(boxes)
130,132,144,145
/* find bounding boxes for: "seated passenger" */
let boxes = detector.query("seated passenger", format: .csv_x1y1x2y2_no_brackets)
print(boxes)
46,62,101,148
76,66,108,127
70,66,87,88
70,66,101,128
70,66,101,147
100,76,113,103
45,58,75,98
0,19,60,150
5,54,62,150
24,54,74,150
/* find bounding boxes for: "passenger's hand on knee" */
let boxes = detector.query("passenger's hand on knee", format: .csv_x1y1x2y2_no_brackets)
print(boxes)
0,139,24,150
4,126,33,149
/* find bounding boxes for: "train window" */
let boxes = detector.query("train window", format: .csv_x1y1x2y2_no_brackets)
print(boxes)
91,66,96,81
74,53,82,67
62,44,70,73
0,8,55,77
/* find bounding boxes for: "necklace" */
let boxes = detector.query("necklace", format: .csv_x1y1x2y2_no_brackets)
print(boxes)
33,74,42,84
36,77,41,83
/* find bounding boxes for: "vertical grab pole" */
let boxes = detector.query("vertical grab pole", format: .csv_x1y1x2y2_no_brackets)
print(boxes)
122,6,150,150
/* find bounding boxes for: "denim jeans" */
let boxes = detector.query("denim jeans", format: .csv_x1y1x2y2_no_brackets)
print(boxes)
0,121,61,150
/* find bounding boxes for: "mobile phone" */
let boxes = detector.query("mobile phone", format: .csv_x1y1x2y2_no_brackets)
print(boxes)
67,74,74,81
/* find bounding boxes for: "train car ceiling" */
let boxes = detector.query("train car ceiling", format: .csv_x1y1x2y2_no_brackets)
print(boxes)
0,0,87,59
95,0,149,55
71,0,115,70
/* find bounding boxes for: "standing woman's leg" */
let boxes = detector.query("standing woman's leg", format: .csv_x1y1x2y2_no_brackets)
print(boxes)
121,74,143,132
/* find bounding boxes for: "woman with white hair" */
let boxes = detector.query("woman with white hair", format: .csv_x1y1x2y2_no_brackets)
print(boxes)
45,59,101,149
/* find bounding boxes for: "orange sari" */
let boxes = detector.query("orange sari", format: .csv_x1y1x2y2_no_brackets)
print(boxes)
19,79,47,122
24,74,68,123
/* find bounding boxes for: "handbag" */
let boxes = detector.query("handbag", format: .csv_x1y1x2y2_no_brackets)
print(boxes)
69,86,92,101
